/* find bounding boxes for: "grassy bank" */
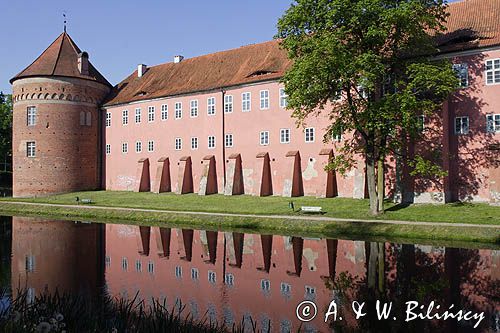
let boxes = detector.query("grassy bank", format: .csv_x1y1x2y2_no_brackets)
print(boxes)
2,190,500,225
0,202,498,248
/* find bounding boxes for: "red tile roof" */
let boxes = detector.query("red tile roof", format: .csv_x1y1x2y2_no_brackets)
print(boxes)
436,0,500,52
104,0,500,107
10,32,111,87
103,40,291,106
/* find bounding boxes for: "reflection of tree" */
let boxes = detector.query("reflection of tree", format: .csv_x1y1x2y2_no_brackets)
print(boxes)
0,217,11,291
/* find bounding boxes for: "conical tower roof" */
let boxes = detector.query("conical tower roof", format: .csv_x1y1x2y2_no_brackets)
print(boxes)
10,32,111,86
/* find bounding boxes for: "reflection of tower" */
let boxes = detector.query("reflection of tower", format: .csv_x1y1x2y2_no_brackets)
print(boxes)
11,217,105,298
10,32,111,197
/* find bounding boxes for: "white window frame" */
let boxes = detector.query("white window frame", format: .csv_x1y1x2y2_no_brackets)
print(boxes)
224,95,233,113
122,142,128,154
485,59,500,85
260,90,270,110
208,270,216,284
453,63,469,88
190,100,199,118
260,131,269,146
280,128,290,144
122,110,129,125
225,134,233,148
305,127,315,143
148,106,155,122
135,108,141,123
175,138,182,150
161,104,168,121
175,102,182,119
148,140,154,152
26,141,36,158
417,115,426,133
486,114,500,133
191,137,198,150
455,116,469,135
242,92,251,112
207,97,216,116
135,141,142,153
27,106,37,126
106,112,111,127
279,88,288,108
208,135,216,149
106,144,111,155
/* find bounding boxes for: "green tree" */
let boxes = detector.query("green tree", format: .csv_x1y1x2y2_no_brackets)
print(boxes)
276,0,458,215
0,92,12,169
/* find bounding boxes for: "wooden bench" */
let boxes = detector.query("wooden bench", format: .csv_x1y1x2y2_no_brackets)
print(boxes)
77,198,93,204
300,206,323,214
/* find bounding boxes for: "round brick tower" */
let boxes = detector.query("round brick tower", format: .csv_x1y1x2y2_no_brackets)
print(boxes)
10,32,111,197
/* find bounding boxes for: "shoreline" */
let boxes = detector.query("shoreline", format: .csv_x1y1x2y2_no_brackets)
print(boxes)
0,201,498,248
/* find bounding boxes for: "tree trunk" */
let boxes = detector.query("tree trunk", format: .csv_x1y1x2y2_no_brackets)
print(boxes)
377,242,385,294
377,158,385,213
366,150,379,215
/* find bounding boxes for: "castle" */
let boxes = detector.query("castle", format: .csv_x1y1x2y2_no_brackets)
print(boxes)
10,0,500,203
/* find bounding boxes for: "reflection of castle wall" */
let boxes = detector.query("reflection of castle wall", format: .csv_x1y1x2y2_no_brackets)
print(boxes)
11,217,104,298
105,225,367,331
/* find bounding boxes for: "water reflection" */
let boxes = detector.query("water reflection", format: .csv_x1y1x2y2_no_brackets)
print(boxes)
1,216,499,332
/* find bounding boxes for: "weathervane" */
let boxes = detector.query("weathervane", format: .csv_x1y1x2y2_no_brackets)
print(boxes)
63,11,67,33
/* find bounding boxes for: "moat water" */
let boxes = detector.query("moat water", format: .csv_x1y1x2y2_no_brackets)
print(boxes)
0,215,498,332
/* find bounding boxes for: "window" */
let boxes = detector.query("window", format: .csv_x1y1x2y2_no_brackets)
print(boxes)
122,142,128,153
280,282,291,297
80,111,86,126
148,106,155,122
175,138,182,150
135,260,142,272
225,134,233,148
305,285,316,300
86,112,91,126
148,140,154,152
305,127,315,142
279,88,288,108
175,102,182,119
190,100,198,118
161,104,168,120
208,136,216,149
224,273,234,286
106,112,111,127
417,115,426,132
260,90,270,110
242,92,251,112
453,63,469,88
27,106,37,126
121,257,128,271
106,144,111,155
224,95,233,113
280,128,290,144
486,114,500,133
135,141,142,153
191,268,199,280
455,116,469,135
26,141,36,157
207,97,216,115
135,108,141,123
122,110,128,125
105,256,111,267
175,266,182,278
25,255,35,272
191,137,198,150
208,271,216,284
261,279,271,292
486,59,500,85
147,261,154,274
260,131,269,146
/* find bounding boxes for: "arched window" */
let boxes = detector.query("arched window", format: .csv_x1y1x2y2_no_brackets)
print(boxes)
86,112,92,126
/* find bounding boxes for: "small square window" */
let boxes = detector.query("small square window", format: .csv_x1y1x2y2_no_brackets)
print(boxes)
486,114,500,133
26,141,36,157
455,116,469,135
106,144,111,155
485,59,500,85
225,134,233,147
453,63,469,88
208,270,216,284
122,142,128,153
280,128,290,144
135,141,142,153
190,100,198,118
175,138,182,150
208,136,216,149
191,137,198,150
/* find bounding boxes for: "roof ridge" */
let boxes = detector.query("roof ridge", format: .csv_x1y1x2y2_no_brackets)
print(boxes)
51,33,66,76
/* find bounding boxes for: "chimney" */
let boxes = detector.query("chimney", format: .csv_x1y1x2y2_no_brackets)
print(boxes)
174,55,184,64
138,64,148,78
78,52,89,75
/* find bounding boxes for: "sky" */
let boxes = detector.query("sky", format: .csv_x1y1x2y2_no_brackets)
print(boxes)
0,0,461,94
0,0,290,93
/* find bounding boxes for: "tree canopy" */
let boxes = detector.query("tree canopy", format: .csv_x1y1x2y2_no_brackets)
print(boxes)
276,0,458,214
0,92,12,164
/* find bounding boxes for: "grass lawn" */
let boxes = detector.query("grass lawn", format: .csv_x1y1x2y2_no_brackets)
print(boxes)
1,190,499,225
